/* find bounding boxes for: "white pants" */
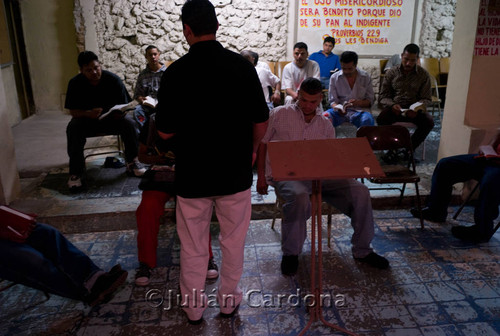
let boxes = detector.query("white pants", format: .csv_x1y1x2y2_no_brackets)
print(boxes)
176,188,251,321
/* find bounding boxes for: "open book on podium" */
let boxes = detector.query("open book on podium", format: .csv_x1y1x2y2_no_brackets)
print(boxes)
267,138,384,181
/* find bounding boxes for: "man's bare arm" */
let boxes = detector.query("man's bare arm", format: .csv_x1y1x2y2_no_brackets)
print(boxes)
252,120,269,165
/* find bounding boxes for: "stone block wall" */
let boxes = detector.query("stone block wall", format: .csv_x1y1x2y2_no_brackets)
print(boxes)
420,0,457,57
75,0,456,95
86,0,288,91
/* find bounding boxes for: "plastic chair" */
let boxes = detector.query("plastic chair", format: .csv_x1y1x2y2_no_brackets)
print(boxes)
276,61,291,80
419,58,445,120
357,125,424,229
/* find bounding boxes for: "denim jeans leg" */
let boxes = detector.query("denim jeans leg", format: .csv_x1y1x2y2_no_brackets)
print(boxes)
351,111,375,128
474,164,500,237
0,223,101,300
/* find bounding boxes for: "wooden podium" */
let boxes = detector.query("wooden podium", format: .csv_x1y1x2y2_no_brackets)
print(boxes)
267,138,384,336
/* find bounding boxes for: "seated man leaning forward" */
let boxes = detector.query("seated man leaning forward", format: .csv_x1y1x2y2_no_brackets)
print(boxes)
410,132,500,243
257,77,389,275
378,43,434,158
324,51,375,128
281,42,320,105
65,51,146,189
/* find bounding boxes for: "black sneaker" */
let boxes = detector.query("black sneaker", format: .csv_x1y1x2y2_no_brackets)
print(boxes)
410,207,446,223
281,255,299,276
354,252,389,269
451,225,489,243
206,258,219,280
85,264,128,306
135,262,152,286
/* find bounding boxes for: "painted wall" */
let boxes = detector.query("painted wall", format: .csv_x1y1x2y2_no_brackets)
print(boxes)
20,0,78,112
1,66,22,126
438,0,499,159
0,67,21,204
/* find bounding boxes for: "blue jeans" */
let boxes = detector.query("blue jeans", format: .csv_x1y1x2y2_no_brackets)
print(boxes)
320,77,330,90
133,105,155,136
273,179,374,258
324,108,375,128
0,223,102,300
427,154,500,237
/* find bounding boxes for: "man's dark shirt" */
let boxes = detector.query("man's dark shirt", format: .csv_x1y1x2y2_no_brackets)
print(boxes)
379,64,431,109
156,40,269,198
65,70,131,112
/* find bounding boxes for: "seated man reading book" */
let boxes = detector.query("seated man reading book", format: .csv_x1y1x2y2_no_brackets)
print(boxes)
0,206,128,306
65,51,146,190
378,43,434,160
323,51,375,129
133,45,167,135
410,132,500,243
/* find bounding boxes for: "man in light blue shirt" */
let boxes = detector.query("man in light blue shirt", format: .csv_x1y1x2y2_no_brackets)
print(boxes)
323,51,375,128
308,36,341,89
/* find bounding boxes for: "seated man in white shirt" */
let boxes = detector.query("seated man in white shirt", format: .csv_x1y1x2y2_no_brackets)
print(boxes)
281,42,320,105
323,51,375,128
257,77,389,276
241,50,281,110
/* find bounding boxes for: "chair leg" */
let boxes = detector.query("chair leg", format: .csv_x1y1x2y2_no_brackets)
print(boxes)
453,183,479,220
327,204,332,249
398,183,407,204
493,222,500,235
414,182,424,229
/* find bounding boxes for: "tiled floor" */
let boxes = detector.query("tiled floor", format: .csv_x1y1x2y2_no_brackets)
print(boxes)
1,207,499,336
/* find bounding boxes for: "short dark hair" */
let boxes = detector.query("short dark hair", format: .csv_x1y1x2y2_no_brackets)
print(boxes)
181,0,218,36
340,51,358,65
145,45,159,54
240,50,256,65
294,42,308,51
323,36,336,47
403,43,420,56
77,51,98,68
299,77,322,95
251,51,259,64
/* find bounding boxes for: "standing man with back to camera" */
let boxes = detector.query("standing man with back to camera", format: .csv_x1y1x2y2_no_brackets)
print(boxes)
155,0,269,325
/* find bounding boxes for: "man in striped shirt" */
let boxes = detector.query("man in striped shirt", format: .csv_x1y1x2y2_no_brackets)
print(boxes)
257,77,389,275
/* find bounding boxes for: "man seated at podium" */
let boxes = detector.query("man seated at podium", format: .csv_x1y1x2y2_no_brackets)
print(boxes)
257,77,389,275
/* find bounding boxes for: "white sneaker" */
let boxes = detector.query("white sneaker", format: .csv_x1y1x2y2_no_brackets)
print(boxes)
126,161,146,177
68,175,82,189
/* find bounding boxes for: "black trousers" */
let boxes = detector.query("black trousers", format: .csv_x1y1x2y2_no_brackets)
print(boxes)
66,114,138,176
376,107,435,151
